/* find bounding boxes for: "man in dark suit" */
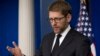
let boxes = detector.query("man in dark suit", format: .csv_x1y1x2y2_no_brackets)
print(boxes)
7,1,91,56
38,1,91,56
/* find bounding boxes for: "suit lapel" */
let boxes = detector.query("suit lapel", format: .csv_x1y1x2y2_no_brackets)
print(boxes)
47,32,55,55
54,29,74,56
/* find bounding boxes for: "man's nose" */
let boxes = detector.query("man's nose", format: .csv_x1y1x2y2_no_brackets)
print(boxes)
52,20,57,25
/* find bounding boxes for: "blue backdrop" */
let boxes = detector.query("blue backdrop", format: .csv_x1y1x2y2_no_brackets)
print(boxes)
0,0,100,56
0,0,18,56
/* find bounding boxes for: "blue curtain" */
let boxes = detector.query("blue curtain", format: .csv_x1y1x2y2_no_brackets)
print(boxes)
0,0,18,56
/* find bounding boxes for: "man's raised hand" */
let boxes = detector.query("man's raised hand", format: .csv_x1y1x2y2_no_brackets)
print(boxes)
7,41,23,56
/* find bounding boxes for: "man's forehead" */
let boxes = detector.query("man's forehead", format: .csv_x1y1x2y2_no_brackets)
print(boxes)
49,11,61,13
49,11,63,17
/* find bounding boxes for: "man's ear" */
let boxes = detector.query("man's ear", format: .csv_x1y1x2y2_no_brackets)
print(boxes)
66,13,72,23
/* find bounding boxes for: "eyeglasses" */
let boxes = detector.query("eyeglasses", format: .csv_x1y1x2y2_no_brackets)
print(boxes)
49,17,65,23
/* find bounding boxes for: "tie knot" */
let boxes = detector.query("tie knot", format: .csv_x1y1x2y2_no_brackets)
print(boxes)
57,34,61,39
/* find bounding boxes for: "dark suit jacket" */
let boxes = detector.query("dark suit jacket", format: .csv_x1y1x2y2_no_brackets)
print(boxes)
37,29,91,56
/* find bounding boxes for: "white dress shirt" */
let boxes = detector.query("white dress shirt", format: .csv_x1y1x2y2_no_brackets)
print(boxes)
51,25,71,51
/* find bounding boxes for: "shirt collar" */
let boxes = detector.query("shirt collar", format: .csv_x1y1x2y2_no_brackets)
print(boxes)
57,25,71,37
55,25,71,37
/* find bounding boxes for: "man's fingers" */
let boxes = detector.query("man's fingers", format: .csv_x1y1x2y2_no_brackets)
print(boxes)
7,41,19,55
6,46,11,51
12,41,18,48
6,46,14,54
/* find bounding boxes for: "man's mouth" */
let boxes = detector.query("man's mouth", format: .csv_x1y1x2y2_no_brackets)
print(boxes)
53,27,59,30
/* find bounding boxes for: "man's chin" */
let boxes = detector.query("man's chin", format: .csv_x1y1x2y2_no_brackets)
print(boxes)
54,30,60,34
